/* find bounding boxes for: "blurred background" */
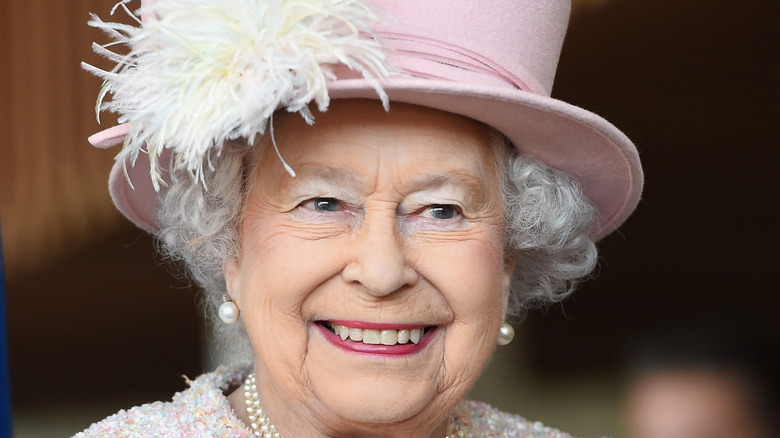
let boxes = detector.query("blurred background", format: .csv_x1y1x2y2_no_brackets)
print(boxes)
1,0,777,436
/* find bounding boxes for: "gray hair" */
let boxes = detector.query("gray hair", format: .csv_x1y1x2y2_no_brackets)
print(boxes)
156,125,597,360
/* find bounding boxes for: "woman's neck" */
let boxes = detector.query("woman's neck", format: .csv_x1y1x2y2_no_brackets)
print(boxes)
226,381,451,438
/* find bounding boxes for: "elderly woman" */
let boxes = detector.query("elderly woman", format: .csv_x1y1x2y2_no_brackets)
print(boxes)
76,0,642,436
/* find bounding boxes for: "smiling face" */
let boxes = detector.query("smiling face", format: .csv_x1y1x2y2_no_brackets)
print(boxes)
224,100,513,436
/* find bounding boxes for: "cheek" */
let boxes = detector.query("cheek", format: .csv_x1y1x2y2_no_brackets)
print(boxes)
425,234,506,399
236,222,309,340
237,223,350,390
237,220,353,343
242,218,343,285
417,233,507,319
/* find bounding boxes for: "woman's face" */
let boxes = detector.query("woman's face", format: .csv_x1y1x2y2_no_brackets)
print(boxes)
225,100,513,435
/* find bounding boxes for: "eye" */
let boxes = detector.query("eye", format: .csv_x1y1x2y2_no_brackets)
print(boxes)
423,204,460,220
291,196,358,228
309,197,341,212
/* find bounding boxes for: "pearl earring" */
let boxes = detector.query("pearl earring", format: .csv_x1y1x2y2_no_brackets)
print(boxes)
218,295,240,324
497,323,515,345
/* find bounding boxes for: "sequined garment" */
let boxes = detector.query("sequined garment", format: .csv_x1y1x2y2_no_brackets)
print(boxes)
73,366,574,437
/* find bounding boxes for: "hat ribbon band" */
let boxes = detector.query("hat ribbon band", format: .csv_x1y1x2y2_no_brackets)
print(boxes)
376,32,546,95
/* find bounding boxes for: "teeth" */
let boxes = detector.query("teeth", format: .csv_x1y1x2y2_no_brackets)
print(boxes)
329,324,425,346
348,327,363,341
410,328,421,344
363,329,381,345
380,329,398,345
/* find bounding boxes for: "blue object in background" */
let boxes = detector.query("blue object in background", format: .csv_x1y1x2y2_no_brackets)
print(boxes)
0,231,11,438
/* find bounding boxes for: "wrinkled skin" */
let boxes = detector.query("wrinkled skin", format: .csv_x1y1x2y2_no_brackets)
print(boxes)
225,100,514,437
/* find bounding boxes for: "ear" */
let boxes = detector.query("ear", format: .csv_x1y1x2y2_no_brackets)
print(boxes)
500,251,518,315
223,257,242,301
502,251,517,295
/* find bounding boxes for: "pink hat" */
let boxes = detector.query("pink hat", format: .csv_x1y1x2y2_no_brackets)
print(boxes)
86,0,642,240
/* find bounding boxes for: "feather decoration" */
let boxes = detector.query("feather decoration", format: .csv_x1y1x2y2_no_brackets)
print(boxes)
83,0,393,190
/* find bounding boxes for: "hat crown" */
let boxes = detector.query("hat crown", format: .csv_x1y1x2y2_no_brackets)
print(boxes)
369,0,571,95
91,0,641,239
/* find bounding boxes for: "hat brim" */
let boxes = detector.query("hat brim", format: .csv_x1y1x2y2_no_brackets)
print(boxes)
107,77,642,240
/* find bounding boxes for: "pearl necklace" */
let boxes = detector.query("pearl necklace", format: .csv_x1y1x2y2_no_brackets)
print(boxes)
243,373,465,438
243,373,280,438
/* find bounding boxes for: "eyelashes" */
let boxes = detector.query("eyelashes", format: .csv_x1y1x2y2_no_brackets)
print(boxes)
291,197,357,226
401,204,465,233
420,204,461,220
293,197,466,231
305,197,342,212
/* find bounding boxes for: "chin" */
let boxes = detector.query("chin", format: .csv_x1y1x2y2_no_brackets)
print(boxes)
307,324,453,420
315,375,441,425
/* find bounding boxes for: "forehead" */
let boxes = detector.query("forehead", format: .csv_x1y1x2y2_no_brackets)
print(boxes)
256,100,499,183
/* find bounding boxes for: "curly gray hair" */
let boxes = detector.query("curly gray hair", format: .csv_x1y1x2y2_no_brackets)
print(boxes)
157,120,597,361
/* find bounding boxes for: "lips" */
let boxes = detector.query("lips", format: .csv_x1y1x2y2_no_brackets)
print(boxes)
316,320,437,355
326,322,424,345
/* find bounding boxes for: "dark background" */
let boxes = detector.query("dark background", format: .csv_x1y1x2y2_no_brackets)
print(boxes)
5,0,778,431
526,0,778,378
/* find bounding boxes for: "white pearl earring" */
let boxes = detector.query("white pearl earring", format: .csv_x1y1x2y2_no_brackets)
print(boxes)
218,295,240,324
497,323,515,345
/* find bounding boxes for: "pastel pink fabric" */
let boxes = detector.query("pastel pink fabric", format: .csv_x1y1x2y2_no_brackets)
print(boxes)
89,0,643,240
73,366,575,437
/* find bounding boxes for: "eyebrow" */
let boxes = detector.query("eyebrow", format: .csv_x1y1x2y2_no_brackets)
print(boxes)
280,164,487,205
278,164,365,192
404,171,486,205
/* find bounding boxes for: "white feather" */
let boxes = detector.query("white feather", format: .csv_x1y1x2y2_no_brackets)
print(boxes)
85,0,393,190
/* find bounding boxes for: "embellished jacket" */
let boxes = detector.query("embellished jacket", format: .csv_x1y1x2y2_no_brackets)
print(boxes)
74,366,574,438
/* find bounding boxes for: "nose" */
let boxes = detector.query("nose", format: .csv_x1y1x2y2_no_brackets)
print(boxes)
341,211,418,297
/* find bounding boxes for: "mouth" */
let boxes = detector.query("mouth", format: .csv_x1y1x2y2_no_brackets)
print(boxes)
315,320,438,355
